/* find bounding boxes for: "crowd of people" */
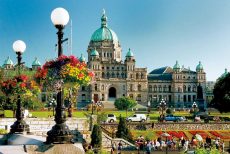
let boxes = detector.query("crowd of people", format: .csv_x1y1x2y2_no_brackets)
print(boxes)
134,135,226,153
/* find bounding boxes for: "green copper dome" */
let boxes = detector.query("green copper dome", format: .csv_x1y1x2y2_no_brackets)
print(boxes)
32,57,41,66
196,61,203,71
90,10,118,42
173,60,180,70
79,54,86,62
126,48,134,57
90,49,99,56
3,56,13,65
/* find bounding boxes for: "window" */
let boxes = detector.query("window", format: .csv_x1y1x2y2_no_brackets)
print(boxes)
168,86,171,92
138,84,141,91
129,94,133,99
95,84,98,91
193,86,196,92
183,85,186,92
82,86,85,91
158,86,162,92
163,85,167,92
188,85,191,92
141,73,144,79
137,94,141,101
149,85,152,92
123,85,125,91
130,84,133,91
82,94,86,101
188,95,191,102
136,73,139,79
102,72,105,78
183,95,187,102
154,85,157,92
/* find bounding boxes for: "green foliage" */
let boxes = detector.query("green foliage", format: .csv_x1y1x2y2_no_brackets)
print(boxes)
114,97,137,111
212,73,230,112
116,116,132,140
97,112,107,124
166,108,173,115
0,129,7,134
91,124,102,148
195,147,219,154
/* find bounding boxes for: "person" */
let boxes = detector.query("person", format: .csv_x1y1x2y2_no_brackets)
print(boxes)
146,141,152,154
111,142,116,153
215,137,220,149
205,136,211,148
117,141,122,154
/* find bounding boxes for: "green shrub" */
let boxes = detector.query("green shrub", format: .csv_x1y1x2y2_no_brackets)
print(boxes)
91,124,102,148
0,129,7,134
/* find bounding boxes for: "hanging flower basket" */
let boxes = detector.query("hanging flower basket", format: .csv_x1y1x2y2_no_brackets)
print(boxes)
34,55,94,92
1,74,40,97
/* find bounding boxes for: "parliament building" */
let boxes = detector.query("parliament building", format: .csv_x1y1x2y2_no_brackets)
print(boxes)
1,12,208,108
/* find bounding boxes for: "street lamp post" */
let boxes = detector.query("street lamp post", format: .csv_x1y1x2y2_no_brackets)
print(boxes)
147,101,151,116
159,99,167,122
50,98,56,116
91,99,94,115
46,7,73,144
10,40,30,133
192,102,197,118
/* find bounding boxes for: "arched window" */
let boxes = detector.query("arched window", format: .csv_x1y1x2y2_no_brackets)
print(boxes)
183,85,186,92
82,94,86,101
102,72,105,78
112,72,115,78
117,72,120,78
168,85,171,92
193,86,196,92
188,85,191,92
95,84,98,91
141,73,144,79
158,86,162,92
163,85,167,92
154,85,157,92
136,73,139,79
107,72,110,78
149,85,152,92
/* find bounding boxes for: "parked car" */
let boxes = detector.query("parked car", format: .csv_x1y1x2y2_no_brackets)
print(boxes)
106,114,116,123
126,114,147,122
164,114,186,122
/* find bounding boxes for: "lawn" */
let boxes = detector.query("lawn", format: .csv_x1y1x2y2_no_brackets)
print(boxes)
3,110,230,120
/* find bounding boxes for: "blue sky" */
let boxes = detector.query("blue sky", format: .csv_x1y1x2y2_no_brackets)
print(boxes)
0,0,230,81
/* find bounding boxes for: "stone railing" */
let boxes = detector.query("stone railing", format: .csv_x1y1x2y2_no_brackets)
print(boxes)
102,132,135,150
0,118,89,134
101,122,230,131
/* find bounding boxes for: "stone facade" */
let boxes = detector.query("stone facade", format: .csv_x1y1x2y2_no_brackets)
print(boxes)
77,11,148,104
148,64,206,108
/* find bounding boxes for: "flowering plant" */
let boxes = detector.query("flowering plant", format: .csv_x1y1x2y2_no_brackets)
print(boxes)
1,74,40,97
34,55,94,91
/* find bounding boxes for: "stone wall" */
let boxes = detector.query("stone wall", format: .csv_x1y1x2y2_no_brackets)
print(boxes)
101,122,230,131
0,118,89,134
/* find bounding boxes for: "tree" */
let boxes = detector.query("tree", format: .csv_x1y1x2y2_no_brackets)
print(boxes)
114,97,137,116
212,73,230,113
91,124,102,148
166,108,173,115
116,116,132,140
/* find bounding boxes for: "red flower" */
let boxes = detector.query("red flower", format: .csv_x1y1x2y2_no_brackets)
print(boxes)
20,83,26,88
88,72,95,77
78,73,84,79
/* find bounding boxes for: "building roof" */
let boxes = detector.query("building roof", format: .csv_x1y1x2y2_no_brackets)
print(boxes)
126,48,134,57
90,10,118,42
90,49,99,56
79,54,86,62
3,56,13,66
148,66,173,81
196,61,203,70
32,57,41,66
